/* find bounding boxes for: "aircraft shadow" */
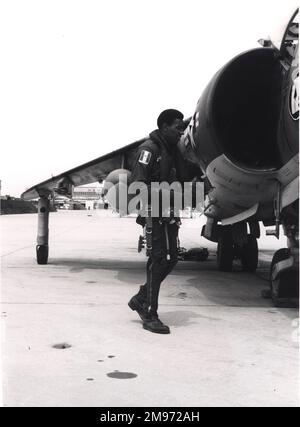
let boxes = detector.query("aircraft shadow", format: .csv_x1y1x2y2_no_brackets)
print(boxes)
50,254,298,316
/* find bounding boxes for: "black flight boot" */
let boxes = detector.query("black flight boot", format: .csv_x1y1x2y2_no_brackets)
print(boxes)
143,312,170,334
128,294,149,322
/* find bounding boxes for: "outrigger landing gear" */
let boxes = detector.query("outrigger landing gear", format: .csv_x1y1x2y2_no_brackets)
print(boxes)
216,224,259,272
36,196,50,265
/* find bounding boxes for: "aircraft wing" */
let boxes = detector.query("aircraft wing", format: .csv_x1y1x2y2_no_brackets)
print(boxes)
21,136,149,200
21,117,194,201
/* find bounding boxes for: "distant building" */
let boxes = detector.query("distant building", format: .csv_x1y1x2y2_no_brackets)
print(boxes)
55,184,105,210
73,185,102,201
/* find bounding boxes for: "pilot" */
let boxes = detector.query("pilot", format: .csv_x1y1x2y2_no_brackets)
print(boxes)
128,109,185,334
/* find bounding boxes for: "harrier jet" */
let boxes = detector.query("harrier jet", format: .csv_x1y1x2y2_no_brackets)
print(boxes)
22,9,299,307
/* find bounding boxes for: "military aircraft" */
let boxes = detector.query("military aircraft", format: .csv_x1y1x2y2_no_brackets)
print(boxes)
22,9,299,307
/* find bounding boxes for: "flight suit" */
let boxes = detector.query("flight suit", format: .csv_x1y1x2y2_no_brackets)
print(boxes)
131,129,180,316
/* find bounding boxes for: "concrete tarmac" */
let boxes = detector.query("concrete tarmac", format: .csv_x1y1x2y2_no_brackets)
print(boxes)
0,210,299,407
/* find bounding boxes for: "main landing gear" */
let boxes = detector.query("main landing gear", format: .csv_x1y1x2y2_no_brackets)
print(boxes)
263,224,299,307
217,225,258,272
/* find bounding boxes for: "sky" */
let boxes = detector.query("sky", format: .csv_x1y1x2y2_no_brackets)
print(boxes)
0,0,298,197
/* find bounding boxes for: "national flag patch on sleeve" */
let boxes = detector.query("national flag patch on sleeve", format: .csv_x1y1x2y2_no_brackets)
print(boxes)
138,150,152,165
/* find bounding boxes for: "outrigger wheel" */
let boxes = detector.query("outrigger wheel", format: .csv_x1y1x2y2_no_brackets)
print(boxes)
36,245,49,265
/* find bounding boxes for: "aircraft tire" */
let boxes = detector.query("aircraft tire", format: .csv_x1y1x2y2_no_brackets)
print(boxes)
217,228,233,272
241,235,258,272
36,245,49,265
270,248,299,308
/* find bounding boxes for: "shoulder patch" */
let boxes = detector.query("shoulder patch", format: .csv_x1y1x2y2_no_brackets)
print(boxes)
138,150,152,165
